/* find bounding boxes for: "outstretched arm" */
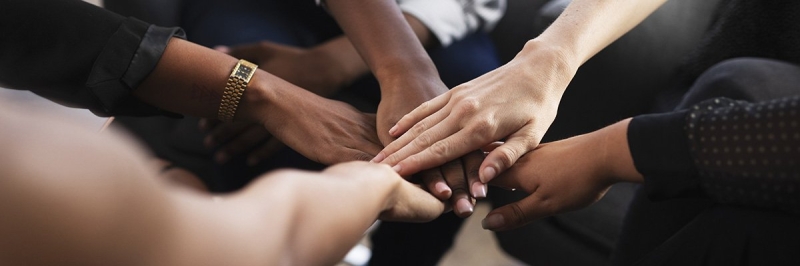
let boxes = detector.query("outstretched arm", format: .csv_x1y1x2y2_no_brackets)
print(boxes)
481,96,800,231
375,0,668,182
0,110,444,265
0,0,383,165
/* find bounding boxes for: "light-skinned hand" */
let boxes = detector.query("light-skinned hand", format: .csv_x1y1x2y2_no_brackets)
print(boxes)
373,43,578,184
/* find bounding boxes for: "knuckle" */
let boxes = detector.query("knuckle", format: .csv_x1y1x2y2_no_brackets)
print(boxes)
510,203,529,225
429,140,451,157
455,97,481,115
352,152,373,162
495,147,518,169
410,122,429,137
413,134,434,150
469,118,496,137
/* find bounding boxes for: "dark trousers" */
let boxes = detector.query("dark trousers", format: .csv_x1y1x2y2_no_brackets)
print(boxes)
613,58,800,265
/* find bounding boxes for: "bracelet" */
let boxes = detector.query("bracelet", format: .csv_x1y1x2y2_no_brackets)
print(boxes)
218,59,258,122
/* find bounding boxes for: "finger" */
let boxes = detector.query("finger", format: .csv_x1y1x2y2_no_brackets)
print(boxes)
376,109,455,164
204,122,251,148
440,160,475,218
481,192,552,231
391,128,490,177
419,168,451,201
215,126,270,164
380,181,446,222
479,127,540,183
481,141,504,153
246,138,284,166
388,91,452,137
462,152,486,199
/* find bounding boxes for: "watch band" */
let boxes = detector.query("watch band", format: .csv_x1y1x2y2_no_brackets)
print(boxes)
218,59,258,122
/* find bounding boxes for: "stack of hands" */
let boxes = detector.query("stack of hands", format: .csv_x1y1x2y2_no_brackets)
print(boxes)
199,39,642,230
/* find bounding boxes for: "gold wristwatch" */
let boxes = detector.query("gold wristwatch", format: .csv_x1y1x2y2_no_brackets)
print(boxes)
218,59,258,122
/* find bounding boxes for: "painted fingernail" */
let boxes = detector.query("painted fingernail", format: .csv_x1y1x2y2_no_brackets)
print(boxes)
482,214,505,230
435,182,451,196
388,125,399,136
471,182,487,198
371,152,386,163
456,198,474,215
480,167,496,183
215,153,228,164
391,164,402,173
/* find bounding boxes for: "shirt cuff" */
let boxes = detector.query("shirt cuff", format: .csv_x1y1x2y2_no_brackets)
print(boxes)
399,0,469,47
85,17,185,117
628,110,702,200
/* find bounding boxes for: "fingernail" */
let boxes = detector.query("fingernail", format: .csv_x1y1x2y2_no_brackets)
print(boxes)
371,152,386,163
471,182,487,198
247,157,258,166
482,214,505,230
198,120,207,130
388,125,399,136
435,182,451,196
391,164,402,173
456,198,474,215
480,167,496,183
215,153,228,164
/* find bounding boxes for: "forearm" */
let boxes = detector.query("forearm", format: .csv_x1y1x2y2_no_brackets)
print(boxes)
521,0,667,80
240,167,398,265
325,0,440,90
134,38,302,124
314,12,434,87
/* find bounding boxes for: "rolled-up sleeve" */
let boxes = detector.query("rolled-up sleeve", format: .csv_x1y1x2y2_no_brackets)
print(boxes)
398,0,506,47
0,0,185,117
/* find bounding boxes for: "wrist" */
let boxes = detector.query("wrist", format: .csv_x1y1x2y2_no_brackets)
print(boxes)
373,55,441,91
236,70,277,124
310,38,370,88
519,39,580,78
598,118,644,183
513,39,580,98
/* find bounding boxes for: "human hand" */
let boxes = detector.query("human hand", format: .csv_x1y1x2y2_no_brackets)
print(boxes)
322,161,446,222
258,91,384,165
376,77,484,215
219,40,359,97
199,119,284,166
417,151,486,217
480,119,641,231
373,43,578,183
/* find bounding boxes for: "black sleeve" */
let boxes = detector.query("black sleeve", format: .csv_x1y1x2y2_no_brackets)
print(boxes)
628,96,800,214
0,0,185,117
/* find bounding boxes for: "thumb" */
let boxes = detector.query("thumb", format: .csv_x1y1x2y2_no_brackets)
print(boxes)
479,132,538,183
481,194,550,231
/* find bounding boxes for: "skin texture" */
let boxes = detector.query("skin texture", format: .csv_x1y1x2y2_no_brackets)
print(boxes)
134,38,384,165
373,0,668,185
481,119,643,231
198,13,435,166
0,108,445,266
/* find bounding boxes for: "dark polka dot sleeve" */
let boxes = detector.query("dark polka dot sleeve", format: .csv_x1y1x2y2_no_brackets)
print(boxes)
628,95,800,214
686,96,800,213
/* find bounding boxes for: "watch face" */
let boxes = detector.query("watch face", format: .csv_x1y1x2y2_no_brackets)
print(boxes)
235,66,252,79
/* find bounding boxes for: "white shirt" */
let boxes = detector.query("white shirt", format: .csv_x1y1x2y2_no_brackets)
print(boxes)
316,0,506,47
